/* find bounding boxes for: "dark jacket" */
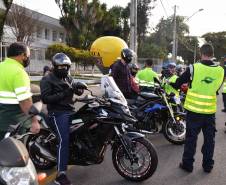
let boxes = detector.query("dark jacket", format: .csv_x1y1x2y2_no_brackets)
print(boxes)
110,60,132,98
40,72,74,112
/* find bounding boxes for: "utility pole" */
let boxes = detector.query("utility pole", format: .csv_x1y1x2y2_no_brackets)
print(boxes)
193,41,197,63
172,5,177,63
130,0,137,62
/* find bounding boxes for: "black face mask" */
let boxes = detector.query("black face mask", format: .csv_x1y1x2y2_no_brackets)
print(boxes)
23,57,30,68
53,68,69,78
125,57,132,64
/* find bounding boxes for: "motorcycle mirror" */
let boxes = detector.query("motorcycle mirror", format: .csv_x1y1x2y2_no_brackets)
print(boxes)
29,102,42,115
76,82,88,90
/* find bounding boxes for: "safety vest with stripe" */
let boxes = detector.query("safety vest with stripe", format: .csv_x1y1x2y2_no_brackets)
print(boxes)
184,63,224,114
0,58,32,104
135,67,159,87
163,75,179,97
223,79,226,93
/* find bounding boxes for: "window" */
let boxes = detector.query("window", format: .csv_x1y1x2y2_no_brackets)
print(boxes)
37,27,42,38
37,49,44,60
52,31,57,41
45,29,50,40
59,32,64,42
30,49,36,60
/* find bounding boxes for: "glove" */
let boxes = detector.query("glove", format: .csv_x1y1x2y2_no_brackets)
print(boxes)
74,88,84,96
71,81,84,96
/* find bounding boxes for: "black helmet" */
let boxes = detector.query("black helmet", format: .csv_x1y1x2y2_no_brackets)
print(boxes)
128,63,139,76
52,53,71,78
52,53,71,67
121,48,134,64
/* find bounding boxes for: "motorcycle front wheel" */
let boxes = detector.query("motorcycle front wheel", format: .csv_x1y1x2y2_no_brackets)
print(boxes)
112,137,158,182
162,117,186,145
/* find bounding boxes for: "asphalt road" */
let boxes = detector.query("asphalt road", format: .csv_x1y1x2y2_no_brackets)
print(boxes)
42,85,226,185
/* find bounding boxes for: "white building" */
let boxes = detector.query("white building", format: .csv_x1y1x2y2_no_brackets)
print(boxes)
0,2,67,73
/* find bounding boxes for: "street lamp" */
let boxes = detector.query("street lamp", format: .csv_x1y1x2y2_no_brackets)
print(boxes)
184,8,204,22
172,8,204,63
184,8,204,63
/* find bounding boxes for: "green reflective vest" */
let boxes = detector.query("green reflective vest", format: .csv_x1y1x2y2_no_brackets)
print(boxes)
184,63,224,114
135,67,159,87
0,58,32,104
163,75,179,97
0,58,32,134
223,79,226,93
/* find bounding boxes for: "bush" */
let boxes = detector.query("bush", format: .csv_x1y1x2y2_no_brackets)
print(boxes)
46,43,95,64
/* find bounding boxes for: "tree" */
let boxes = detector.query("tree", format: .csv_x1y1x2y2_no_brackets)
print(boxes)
152,16,189,51
0,0,13,40
137,0,156,47
55,0,104,49
202,31,226,59
177,36,199,64
6,4,39,44
94,5,130,42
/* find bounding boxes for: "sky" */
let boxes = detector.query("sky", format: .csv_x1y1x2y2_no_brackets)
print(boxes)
13,0,226,37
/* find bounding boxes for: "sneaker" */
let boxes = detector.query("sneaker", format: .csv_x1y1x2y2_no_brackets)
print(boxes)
179,162,193,172
221,109,226,112
202,165,213,173
54,174,72,185
203,167,212,173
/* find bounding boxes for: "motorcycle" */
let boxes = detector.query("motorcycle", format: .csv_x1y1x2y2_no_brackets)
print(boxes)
7,77,158,182
0,137,46,185
127,78,186,145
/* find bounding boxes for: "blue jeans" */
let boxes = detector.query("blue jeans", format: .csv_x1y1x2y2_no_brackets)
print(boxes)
182,111,216,169
49,111,72,172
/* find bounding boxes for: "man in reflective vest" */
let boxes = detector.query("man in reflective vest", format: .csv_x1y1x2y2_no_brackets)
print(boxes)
135,59,159,91
162,62,179,97
221,55,226,112
170,43,224,173
0,42,40,139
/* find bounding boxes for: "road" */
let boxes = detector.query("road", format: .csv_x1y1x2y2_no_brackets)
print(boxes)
41,85,226,185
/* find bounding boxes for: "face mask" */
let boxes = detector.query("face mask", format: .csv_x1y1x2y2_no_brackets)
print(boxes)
23,57,30,67
125,57,132,64
53,68,69,78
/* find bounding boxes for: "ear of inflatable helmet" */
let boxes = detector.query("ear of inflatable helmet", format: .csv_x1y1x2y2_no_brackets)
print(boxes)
90,36,128,74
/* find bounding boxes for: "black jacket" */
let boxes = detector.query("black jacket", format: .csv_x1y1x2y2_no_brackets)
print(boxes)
110,60,132,98
40,72,74,112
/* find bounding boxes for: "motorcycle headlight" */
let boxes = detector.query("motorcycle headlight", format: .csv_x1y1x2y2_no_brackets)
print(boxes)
0,159,38,185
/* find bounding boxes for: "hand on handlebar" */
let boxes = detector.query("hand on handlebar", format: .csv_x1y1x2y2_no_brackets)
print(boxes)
30,117,40,134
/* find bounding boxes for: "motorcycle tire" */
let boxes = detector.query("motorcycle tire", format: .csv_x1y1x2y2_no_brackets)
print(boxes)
112,137,158,182
26,129,56,170
162,118,186,145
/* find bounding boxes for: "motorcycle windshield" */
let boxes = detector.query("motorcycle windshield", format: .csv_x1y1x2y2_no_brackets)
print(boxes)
101,76,127,107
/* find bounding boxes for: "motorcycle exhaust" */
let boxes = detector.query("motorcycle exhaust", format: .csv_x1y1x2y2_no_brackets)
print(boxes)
29,141,56,163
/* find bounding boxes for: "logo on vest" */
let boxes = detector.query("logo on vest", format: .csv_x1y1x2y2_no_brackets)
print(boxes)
201,77,215,84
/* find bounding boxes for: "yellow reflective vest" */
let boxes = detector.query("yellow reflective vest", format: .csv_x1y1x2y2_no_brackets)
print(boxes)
184,63,224,114
135,67,159,87
0,58,32,104
163,74,179,97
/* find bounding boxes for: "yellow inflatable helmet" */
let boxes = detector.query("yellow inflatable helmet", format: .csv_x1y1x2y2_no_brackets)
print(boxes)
90,36,128,73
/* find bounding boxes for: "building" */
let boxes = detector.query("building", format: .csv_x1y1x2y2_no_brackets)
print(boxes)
0,2,66,73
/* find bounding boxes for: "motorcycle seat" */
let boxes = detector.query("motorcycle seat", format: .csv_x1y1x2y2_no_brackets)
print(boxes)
139,92,160,100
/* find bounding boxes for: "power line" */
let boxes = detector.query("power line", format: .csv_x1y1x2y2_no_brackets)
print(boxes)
159,0,168,18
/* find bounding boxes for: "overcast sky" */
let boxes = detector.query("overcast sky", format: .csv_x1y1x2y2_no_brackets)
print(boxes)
14,0,226,36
